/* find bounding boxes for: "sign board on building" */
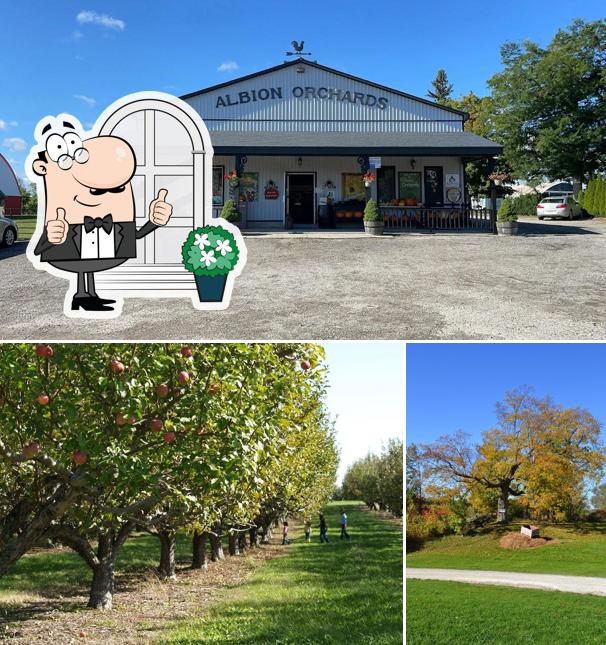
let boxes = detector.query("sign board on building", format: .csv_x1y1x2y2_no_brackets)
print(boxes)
369,157,382,169
446,173,460,188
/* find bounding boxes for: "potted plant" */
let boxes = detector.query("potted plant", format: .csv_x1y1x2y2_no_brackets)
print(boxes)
220,199,241,227
496,198,518,235
363,198,384,235
363,171,376,188
181,225,241,302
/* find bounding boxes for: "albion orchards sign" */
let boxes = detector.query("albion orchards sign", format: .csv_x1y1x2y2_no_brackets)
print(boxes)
215,86,389,110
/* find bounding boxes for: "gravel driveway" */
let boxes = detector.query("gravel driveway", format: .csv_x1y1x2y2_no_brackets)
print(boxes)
1,217,605,340
407,567,606,596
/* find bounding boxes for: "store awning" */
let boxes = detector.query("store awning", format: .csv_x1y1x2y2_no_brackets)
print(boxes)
209,131,502,157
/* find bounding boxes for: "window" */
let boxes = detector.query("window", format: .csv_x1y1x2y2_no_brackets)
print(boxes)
342,173,365,201
213,166,224,205
377,166,396,204
398,172,422,202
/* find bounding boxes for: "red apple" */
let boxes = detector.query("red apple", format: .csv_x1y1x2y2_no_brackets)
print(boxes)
181,346,193,358
301,360,311,371
156,383,170,398
22,442,40,459
79,630,88,638
115,413,128,426
37,393,50,406
208,383,220,395
35,344,47,357
163,431,176,444
178,370,190,384
129,416,137,425
110,359,125,374
150,418,164,432
72,450,88,465
45,345,54,358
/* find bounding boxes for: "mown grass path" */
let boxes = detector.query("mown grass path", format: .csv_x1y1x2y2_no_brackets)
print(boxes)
163,501,403,644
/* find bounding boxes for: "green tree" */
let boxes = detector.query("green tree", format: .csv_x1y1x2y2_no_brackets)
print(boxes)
17,179,37,214
427,69,454,104
488,19,606,188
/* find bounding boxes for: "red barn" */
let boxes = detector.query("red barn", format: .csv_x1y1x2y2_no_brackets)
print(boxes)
0,153,21,215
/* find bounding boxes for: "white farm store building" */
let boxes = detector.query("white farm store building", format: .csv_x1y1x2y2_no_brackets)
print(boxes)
182,58,502,231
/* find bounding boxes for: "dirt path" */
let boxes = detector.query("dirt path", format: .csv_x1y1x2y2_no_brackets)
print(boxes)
1,539,288,644
407,568,606,596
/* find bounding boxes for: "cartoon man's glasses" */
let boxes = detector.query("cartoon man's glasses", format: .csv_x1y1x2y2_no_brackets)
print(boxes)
45,132,89,170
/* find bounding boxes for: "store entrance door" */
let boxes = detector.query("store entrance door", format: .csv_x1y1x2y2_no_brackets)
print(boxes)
287,173,315,225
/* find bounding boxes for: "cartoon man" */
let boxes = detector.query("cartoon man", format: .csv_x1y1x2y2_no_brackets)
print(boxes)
31,118,172,312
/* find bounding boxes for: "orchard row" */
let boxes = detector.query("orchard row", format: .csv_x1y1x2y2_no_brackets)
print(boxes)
0,343,337,609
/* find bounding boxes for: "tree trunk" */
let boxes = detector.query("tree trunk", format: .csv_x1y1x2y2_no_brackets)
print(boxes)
88,557,116,609
497,487,509,523
238,530,248,553
210,522,224,561
248,526,258,548
192,531,207,569
261,522,272,545
158,530,176,579
0,484,80,577
228,530,239,556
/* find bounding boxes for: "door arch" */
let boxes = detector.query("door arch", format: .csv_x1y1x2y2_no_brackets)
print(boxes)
95,92,214,295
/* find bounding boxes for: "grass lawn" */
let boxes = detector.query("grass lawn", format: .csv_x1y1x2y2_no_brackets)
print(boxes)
407,522,606,577
162,501,403,644
10,216,36,241
407,579,606,645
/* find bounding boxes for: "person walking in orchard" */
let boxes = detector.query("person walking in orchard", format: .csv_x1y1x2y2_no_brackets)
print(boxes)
282,521,290,545
319,512,329,543
304,519,312,542
339,508,350,540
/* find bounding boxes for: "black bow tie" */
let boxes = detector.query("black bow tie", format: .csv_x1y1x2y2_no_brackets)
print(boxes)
84,214,113,234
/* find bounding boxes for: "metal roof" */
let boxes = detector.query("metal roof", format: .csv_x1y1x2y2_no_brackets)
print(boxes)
181,58,468,119
210,130,502,157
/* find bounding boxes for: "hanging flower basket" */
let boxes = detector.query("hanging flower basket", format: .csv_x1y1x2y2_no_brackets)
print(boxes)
181,225,241,302
224,170,239,188
363,171,376,188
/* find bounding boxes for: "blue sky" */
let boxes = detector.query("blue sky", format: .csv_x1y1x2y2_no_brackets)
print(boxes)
407,343,606,447
2,1,604,181
322,342,403,482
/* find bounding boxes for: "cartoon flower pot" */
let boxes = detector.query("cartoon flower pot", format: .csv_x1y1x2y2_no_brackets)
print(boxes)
181,225,241,303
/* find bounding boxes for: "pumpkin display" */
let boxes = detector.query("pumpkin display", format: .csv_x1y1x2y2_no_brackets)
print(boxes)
354,211,363,219
344,211,353,219
336,211,345,219
405,198,417,206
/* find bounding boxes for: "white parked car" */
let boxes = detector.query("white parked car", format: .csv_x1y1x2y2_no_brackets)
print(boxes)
0,214,18,247
537,196,583,220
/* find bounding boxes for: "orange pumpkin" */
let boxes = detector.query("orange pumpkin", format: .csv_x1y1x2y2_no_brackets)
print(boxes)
354,211,363,218
336,211,345,219
344,212,353,219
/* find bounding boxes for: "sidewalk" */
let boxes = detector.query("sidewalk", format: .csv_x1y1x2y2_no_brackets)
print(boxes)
406,567,606,596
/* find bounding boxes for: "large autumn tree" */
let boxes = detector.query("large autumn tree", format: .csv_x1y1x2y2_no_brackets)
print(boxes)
421,389,604,522
488,19,606,188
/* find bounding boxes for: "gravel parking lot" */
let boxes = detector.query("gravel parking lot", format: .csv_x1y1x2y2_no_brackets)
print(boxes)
1,217,606,340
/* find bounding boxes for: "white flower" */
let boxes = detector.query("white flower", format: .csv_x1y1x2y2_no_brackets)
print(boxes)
216,239,232,256
200,250,216,267
194,233,211,248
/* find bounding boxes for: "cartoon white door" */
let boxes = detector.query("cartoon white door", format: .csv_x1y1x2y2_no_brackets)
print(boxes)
95,94,213,295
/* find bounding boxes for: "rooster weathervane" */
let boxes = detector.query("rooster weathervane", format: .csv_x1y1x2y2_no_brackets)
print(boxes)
286,40,312,57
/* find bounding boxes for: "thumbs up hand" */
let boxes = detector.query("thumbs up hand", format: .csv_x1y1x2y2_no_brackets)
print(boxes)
46,207,68,245
148,188,172,226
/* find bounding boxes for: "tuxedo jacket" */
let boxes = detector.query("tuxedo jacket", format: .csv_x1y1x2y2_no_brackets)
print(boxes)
34,219,158,262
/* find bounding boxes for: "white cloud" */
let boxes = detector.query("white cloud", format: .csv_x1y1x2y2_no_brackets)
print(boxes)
0,120,17,130
74,94,96,108
217,61,239,73
0,120,6,131
2,137,27,152
76,10,125,31
72,29,84,41
10,121,17,127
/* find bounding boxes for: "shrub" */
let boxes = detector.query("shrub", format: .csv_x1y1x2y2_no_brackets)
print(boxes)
497,197,517,222
511,192,541,216
583,177,606,217
220,199,241,223
363,198,381,222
